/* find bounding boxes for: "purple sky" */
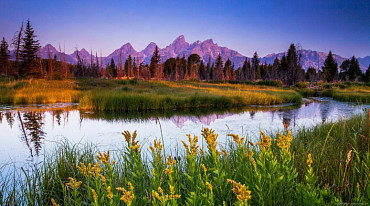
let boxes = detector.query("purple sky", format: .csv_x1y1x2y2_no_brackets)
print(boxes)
0,0,369,58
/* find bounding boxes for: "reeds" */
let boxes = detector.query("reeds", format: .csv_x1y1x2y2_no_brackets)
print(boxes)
0,79,81,104
2,111,370,205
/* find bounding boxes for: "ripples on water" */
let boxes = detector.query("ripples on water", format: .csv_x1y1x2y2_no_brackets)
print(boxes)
0,98,368,165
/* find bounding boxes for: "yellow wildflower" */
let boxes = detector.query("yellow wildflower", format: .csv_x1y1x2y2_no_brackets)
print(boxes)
107,186,113,199
166,155,176,166
165,167,174,176
202,164,207,174
227,179,251,203
152,190,160,199
128,182,134,191
170,185,175,194
228,134,245,147
117,185,135,205
346,149,352,166
122,130,139,147
257,131,271,150
158,187,163,195
202,128,219,154
182,134,200,157
92,189,98,202
152,169,155,176
51,198,59,206
66,177,82,190
248,140,254,147
275,131,293,151
222,149,228,156
130,144,140,153
97,150,110,165
307,153,312,167
99,174,106,185
206,182,213,191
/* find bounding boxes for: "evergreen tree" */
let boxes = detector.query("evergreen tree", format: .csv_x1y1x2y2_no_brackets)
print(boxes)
286,44,302,85
124,55,132,78
0,37,10,75
271,57,280,80
149,46,160,78
306,67,317,82
322,51,338,82
364,65,370,83
251,52,259,80
109,58,116,78
20,19,40,78
199,60,206,80
339,59,350,81
215,53,224,80
224,58,232,81
348,56,362,81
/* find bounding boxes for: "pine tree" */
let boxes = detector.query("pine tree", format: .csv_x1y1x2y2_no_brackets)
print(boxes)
251,52,259,80
20,19,40,78
215,53,224,81
117,51,123,79
348,56,362,81
364,65,370,83
0,37,10,75
149,46,160,78
109,58,116,78
322,51,338,82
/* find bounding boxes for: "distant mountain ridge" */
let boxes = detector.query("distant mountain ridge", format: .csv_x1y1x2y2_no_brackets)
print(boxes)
37,35,369,71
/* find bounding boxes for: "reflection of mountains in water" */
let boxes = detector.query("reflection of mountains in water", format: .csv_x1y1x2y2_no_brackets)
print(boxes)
80,105,301,128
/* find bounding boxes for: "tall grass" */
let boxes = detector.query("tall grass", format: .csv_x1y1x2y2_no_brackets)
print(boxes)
2,111,370,205
0,80,81,104
79,81,302,111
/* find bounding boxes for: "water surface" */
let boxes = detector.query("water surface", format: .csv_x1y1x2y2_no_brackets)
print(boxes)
0,98,368,165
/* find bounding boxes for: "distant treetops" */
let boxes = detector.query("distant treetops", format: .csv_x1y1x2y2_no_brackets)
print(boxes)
1,20,369,84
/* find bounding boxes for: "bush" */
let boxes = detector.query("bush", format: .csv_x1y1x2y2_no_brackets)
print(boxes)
294,82,307,89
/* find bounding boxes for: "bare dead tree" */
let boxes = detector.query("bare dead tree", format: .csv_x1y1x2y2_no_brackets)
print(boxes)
12,22,24,77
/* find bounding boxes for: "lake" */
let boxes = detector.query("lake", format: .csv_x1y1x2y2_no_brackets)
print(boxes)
0,97,368,165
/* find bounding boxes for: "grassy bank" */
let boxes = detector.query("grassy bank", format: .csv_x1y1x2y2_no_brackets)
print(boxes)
2,111,370,205
0,79,81,104
0,79,302,110
78,80,301,111
297,82,370,103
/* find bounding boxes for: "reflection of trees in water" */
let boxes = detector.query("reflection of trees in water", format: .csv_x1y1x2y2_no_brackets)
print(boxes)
5,112,15,128
250,110,256,119
320,101,333,123
0,111,2,123
18,111,46,157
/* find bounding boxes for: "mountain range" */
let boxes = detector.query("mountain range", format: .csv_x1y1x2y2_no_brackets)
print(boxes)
36,35,370,72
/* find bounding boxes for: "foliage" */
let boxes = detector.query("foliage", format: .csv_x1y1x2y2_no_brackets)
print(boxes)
322,51,338,82
19,19,40,78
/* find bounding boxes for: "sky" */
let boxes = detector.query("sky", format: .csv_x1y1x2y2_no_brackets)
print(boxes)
0,0,369,58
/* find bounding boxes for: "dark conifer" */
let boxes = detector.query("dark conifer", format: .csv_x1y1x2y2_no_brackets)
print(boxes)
322,51,338,82
149,46,160,78
0,37,10,75
20,19,40,78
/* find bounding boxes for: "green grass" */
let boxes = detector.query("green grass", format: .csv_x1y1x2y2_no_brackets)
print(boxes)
2,111,370,205
0,79,302,110
79,81,302,111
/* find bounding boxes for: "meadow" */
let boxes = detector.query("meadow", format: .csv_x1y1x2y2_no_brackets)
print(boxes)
0,79,302,110
1,110,370,205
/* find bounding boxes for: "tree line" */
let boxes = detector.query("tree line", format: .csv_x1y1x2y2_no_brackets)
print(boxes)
1,20,370,84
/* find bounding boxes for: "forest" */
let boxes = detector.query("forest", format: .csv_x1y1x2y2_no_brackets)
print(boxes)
1,20,370,86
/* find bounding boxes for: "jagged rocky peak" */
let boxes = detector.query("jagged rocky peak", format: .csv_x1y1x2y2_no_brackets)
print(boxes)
173,35,186,44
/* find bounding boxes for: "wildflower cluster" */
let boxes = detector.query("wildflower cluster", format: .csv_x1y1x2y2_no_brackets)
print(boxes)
275,130,293,152
227,179,252,204
181,134,200,157
257,131,271,150
116,182,135,206
123,130,140,153
202,128,219,155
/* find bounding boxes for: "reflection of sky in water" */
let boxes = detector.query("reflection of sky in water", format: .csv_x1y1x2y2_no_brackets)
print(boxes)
0,98,369,165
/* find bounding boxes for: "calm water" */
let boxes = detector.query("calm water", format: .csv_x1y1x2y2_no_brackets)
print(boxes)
0,98,368,165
